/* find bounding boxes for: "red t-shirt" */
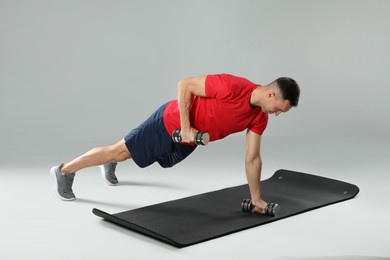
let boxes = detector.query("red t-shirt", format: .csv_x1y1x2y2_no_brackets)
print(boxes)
163,74,268,142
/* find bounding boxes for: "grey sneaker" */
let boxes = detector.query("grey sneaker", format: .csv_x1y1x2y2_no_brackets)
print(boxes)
99,163,118,185
50,164,76,201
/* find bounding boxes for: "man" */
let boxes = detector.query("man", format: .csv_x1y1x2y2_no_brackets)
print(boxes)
50,73,300,215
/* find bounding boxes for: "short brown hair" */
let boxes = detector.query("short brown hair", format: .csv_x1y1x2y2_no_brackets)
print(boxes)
275,77,300,107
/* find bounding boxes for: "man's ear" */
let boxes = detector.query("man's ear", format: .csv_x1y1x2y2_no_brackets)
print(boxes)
267,89,276,98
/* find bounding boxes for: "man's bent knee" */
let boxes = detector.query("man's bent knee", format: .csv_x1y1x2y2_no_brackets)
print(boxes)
115,150,131,162
111,139,131,162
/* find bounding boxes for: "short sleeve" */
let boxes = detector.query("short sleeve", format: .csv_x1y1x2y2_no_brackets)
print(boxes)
248,114,268,135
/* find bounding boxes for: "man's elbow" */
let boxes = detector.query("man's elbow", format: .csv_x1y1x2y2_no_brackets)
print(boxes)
245,156,262,167
178,79,188,90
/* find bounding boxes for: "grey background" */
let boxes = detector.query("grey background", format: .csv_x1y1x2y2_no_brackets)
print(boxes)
1,0,389,164
0,0,389,259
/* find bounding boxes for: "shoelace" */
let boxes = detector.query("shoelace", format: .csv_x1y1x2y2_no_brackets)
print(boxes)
107,163,117,178
64,174,74,192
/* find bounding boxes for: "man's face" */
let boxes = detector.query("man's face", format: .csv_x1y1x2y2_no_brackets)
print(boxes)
262,93,292,116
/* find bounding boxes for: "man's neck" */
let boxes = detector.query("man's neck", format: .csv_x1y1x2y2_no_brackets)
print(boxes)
250,86,266,107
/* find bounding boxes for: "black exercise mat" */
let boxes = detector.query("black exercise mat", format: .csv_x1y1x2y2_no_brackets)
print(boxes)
93,169,359,248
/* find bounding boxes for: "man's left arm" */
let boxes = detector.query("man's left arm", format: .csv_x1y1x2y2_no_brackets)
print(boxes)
245,130,268,214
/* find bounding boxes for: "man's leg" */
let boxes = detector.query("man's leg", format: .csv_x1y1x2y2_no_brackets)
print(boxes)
51,139,131,201
61,139,131,174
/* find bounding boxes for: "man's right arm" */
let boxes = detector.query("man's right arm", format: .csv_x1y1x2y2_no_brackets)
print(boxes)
177,76,207,143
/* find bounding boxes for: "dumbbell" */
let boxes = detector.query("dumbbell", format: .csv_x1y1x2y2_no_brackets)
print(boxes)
241,198,280,217
172,129,210,146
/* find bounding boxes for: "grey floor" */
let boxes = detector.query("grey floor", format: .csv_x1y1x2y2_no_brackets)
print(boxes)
1,135,389,260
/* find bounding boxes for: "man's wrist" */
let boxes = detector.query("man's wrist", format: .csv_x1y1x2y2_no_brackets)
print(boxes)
251,197,263,205
180,121,191,131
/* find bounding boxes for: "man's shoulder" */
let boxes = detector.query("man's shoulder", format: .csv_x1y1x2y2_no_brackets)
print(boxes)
207,73,256,86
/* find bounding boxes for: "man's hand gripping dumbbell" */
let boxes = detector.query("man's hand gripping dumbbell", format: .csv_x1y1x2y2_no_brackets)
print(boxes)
172,128,210,146
241,198,280,217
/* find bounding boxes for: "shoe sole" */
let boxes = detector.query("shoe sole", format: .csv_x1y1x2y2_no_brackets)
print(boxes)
99,165,118,186
50,166,76,201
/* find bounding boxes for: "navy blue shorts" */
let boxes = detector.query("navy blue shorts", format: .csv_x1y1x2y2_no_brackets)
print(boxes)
124,103,196,168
